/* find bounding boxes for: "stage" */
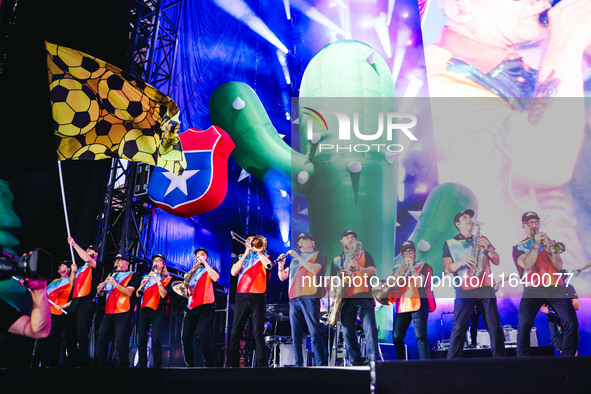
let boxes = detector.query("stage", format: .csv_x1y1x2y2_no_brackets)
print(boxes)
2,357,591,394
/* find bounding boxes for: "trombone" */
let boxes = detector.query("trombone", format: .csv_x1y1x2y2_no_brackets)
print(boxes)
230,231,268,254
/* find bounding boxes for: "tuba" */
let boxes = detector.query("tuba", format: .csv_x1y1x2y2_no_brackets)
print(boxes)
327,241,361,327
172,261,201,298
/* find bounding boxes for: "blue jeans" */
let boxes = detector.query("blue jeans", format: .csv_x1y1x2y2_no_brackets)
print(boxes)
517,288,578,356
289,297,327,366
340,298,379,365
392,301,429,360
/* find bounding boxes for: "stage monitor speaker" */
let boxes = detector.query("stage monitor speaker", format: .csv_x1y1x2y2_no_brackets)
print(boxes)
134,163,151,196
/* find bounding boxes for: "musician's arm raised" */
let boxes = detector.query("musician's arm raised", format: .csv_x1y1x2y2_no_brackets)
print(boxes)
203,260,220,282
231,248,250,276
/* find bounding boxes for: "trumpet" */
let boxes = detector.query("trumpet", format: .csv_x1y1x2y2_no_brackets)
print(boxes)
136,263,157,298
533,228,566,255
230,231,267,254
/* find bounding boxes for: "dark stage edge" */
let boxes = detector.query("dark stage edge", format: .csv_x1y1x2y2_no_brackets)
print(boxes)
376,356,591,394
3,357,591,394
0,366,371,394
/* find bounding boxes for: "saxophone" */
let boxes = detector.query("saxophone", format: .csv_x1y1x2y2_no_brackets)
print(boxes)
327,241,361,327
471,224,486,278
373,257,419,305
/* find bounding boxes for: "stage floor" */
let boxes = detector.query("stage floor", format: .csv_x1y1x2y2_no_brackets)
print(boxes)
2,357,591,394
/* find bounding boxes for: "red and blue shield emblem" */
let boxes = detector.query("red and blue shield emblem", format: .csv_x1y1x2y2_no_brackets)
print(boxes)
148,126,235,218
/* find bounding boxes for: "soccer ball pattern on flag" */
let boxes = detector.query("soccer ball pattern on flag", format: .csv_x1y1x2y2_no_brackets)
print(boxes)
46,41,186,175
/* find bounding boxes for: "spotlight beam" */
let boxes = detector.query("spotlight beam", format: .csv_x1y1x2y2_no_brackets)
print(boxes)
374,12,392,58
292,0,346,38
213,0,288,53
387,0,396,25
283,0,291,20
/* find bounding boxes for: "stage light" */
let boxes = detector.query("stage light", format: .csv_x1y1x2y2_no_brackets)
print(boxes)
415,183,428,194
213,0,288,53
374,12,392,58
402,12,409,18
280,189,288,198
276,50,291,85
281,91,291,122
291,0,346,38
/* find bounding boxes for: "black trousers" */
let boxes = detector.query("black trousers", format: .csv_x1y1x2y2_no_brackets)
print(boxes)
517,288,578,357
137,307,166,367
181,304,215,367
228,293,266,367
447,287,506,359
32,313,68,367
96,311,132,367
65,297,96,367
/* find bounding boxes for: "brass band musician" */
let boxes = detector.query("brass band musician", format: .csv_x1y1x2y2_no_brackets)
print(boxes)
442,209,506,358
277,232,327,366
136,254,172,368
513,211,578,356
330,230,379,366
95,254,139,367
391,241,436,360
228,233,272,368
180,248,219,367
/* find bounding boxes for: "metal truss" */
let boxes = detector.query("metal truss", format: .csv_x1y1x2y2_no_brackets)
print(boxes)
128,0,183,96
96,0,183,270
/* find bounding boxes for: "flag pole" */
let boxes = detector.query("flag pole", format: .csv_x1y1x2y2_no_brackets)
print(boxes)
57,160,76,265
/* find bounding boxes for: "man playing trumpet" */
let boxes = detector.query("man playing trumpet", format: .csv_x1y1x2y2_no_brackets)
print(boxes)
181,248,219,367
277,232,327,366
513,211,578,356
228,233,272,368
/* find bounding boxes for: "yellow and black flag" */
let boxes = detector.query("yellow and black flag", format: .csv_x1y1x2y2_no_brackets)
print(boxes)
46,41,186,174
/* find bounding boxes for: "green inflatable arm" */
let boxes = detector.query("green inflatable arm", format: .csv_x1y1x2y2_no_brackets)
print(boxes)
209,81,315,194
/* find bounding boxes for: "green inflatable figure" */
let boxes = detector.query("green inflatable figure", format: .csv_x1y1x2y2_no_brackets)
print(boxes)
0,179,27,308
210,40,399,276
